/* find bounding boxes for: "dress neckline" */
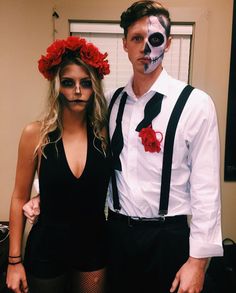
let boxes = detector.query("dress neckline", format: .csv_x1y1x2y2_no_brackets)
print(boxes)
60,124,90,181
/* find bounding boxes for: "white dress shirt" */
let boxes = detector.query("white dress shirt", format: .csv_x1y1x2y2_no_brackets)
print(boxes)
107,69,223,258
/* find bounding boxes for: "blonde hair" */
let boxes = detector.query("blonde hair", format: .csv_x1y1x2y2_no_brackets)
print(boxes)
35,57,108,156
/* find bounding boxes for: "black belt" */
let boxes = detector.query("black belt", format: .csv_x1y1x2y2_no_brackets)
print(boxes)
108,209,187,226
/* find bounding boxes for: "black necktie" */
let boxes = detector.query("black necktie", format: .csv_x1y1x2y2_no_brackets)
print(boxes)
111,92,128,171
136,92,164,132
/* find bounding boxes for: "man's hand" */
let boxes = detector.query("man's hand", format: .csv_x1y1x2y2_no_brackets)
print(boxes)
170,256,208,293
23,194,40,224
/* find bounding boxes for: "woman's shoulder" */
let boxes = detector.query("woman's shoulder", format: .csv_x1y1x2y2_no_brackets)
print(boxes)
22,121,41,138
16,121,42,159
20,121,42,148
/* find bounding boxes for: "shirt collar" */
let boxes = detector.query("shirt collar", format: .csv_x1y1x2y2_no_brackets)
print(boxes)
124,68,171,99
149,68,170,97
124,76,136,99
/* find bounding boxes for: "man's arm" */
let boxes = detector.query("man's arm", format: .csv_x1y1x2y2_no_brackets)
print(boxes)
171,90,223,293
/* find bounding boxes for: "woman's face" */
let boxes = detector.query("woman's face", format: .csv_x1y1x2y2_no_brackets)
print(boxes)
59,63,93,111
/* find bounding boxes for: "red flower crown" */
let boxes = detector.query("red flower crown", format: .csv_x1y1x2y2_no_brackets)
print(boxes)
38,36,110,80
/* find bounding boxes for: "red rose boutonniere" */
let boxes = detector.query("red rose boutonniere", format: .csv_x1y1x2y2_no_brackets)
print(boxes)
139,125,163,153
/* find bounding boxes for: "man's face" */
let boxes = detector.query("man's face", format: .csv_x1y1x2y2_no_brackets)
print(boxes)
143,16,167,73
123,15,169,74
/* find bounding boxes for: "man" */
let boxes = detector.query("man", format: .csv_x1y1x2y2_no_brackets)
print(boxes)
24,1,223,292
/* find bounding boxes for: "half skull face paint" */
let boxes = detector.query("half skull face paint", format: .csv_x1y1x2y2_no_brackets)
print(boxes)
144,16,167,74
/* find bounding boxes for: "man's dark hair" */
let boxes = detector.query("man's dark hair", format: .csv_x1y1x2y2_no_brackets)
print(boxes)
120,0,171,38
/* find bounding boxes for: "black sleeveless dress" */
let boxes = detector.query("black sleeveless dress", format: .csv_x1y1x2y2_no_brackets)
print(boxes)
24,124,111,278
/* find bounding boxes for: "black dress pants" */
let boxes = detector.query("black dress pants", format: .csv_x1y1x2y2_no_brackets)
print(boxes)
107,211,190,293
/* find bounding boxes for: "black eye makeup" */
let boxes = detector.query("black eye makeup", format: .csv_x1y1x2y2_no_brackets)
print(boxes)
60,78,92,89
79,79,92,89
60,78,76,88
149,32,164,47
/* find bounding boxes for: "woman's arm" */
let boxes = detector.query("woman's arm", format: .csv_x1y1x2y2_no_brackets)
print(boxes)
6,122,40,293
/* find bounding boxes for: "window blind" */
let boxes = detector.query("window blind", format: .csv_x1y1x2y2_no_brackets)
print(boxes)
70,22,192,92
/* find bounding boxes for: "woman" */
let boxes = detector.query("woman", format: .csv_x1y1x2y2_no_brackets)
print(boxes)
6,36,111,293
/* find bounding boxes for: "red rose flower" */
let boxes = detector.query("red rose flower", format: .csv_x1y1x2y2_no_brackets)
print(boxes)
80,43,101,67
139,125,163,153
46,39,65,66
99,59,110,77
65,36,86,51
38,56,55,80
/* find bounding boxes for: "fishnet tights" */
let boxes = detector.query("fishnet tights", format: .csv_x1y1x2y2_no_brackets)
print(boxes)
27,268,106,293
71,268,106,293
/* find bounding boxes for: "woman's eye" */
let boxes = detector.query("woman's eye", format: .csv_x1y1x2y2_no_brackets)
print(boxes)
80,80,92,89
60,79,75,88
60,78,92,89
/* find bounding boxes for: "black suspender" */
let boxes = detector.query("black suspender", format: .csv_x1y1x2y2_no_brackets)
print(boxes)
159,85,194,215
108,87,124,122
109,85,194,215
108,87,124,210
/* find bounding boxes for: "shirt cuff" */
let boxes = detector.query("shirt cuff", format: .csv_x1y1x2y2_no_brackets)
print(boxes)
33,178,39,193
189,237,223,258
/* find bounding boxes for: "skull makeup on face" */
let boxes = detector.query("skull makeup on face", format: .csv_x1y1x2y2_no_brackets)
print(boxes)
144,16,167,74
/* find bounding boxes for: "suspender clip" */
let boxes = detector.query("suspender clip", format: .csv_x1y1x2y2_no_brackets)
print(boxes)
158,210,168,217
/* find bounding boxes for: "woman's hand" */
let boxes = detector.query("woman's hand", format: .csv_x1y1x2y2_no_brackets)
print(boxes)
6,263,29,293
